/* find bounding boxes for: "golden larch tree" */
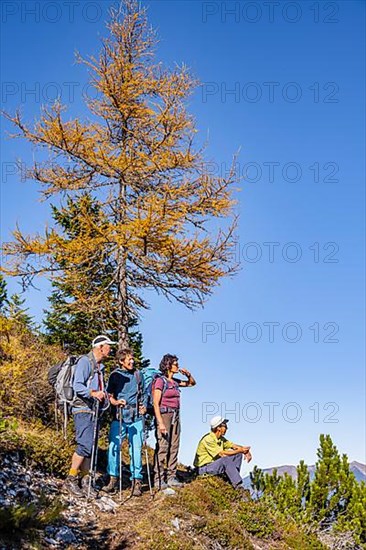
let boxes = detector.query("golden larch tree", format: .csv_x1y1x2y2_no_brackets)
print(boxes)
2,0,238,348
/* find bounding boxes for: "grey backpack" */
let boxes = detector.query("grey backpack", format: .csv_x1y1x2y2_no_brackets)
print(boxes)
48,355,81,405
48,355,95,437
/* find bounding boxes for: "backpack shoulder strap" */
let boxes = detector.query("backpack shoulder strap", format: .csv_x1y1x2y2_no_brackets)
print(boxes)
83,352,100,388
86,351,97,372
134,370,143,403
152,374,169,395
134,369,142,386
162,376,169,395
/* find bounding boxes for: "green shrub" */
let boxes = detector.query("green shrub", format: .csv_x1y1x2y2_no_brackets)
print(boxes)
0,493,63,534
20,427,73,476
282,529,326,550
0,420,73,476
236,500,279,539
0,415,18,433
177,476,235,515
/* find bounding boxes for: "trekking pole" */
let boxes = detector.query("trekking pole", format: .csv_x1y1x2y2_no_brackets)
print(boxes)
54,399,59,434
88,399,100,499
119,405,123,502
63,402,68,440
130,424,135,499
143,416,153,497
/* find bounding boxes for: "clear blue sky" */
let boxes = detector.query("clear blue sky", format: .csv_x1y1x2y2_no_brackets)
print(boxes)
1,1,365,472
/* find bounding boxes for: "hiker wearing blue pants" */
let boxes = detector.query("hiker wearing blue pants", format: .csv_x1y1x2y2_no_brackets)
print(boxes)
103,348,147,497
194,416,252,491
108,416,144,480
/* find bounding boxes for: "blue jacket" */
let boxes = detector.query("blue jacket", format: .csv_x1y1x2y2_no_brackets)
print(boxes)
107,368,147,423
72,352,105,413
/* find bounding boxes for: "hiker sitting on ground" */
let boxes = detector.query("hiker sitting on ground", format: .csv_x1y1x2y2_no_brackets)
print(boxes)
153,354,196,490
103,348,148,497
194,416,252,491
63,335,116,497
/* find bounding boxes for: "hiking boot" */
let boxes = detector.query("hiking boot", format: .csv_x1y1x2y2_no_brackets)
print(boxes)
131,479,142,497
63,475,83,497
81,475,99,498
94,475,107,491
153,476,168,491
167,477,183,488
102,475,119,494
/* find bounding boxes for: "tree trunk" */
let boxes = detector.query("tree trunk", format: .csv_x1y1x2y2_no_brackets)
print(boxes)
117,248,129,350
117,178,129,350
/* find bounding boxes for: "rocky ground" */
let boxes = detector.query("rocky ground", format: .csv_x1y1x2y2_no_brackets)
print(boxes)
0,450,205,550
0,452,361,550
0,451,167,549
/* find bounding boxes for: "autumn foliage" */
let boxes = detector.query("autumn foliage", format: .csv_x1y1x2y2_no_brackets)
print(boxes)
0,309,63,422
2,0,238,348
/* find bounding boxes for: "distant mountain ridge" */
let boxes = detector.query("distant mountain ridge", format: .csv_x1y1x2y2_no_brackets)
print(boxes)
243,461,366,487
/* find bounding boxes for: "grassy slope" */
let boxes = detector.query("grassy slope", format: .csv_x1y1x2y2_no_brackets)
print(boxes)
130,477,325,549
0,422,326,549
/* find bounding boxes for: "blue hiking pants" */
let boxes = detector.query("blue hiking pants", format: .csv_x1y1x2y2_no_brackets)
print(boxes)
107,418,143,480
198,453,243,487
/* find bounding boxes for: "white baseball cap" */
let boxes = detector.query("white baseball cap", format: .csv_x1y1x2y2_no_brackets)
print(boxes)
92,335,117,347
210,416,229,430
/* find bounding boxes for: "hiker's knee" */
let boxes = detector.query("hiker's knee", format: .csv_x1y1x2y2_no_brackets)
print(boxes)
232,453,242,463
108,420,120,442
223,454,243,472
76,444,92,458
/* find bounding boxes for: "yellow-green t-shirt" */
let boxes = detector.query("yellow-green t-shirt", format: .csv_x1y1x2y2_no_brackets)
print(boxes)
194,432,234,468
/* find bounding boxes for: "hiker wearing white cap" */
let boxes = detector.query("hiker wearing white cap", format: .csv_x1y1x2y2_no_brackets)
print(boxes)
63,334,116,497
193,416,252,491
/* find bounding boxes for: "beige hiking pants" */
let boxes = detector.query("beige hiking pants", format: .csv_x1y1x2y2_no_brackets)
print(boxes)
154,410,180,483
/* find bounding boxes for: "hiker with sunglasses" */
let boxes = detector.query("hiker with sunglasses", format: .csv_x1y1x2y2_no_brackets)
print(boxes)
153,354,196,490
103,348,148,497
